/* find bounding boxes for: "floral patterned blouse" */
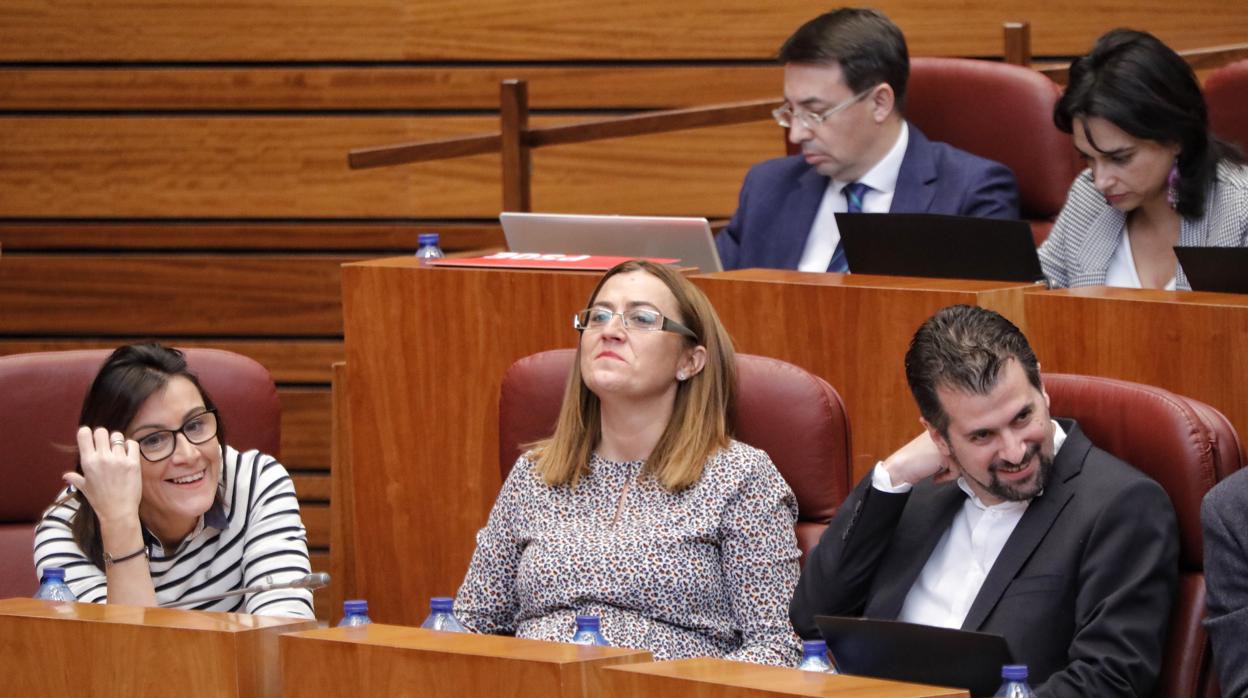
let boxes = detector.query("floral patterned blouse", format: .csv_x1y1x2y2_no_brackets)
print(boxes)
454,439,802,666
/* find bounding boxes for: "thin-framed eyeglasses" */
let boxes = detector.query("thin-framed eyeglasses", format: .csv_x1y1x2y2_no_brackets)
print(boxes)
132,409,219,461
772,86,875,130
573,307,698,340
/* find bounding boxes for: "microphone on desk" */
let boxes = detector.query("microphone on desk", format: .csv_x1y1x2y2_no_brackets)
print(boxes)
160,571,331,608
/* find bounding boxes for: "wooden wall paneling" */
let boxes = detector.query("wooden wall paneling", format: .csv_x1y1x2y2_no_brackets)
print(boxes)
280,388,332,470
0,255,349,335
1,0,1244,61
0,117,772,218
0,223,504,253
292,473,331,501
0,66,782,111
1025,288,1248,450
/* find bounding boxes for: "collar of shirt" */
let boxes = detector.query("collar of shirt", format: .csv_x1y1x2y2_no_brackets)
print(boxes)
831,120,909,207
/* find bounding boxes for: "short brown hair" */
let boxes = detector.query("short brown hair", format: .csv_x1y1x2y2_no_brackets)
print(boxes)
904,305,1041,436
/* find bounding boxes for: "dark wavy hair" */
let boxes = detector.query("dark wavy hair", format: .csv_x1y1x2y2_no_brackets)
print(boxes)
779,7,909,111
68,343,226,568
905,305,1041,438
1054,29,1242,218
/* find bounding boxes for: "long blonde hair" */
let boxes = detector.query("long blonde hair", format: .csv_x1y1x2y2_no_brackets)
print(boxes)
531,261,736,491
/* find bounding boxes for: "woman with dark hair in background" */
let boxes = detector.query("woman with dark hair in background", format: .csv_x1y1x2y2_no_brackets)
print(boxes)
454,260,801,665
1040,29,1248,289
33,343,314,618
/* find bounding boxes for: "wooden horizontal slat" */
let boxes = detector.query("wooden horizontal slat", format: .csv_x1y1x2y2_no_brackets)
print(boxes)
281,388,331,471
0,66,781,111
293,473,331,501
0,116,776,217
0,222,504,252
0,339,343,383
0,1,1244,61
303,502,329,549
0,255,350,335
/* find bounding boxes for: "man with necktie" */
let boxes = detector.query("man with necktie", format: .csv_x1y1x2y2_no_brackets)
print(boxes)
716,8,1021,272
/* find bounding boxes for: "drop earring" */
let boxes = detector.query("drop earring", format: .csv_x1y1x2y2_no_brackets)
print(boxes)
1166,159,1180,209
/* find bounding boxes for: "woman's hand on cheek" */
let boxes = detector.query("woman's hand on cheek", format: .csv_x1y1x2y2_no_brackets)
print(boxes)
64,425,144,525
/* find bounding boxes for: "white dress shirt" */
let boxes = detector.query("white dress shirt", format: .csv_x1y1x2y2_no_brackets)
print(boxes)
1104,227,1178,290
797,122,910,272
870,421,1068,629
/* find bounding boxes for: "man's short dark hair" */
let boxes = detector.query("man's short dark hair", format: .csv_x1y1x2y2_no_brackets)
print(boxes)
779,7,909,109
905,305,1042,436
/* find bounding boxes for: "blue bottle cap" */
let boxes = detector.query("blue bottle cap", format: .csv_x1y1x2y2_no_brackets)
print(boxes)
42,567,67,582
430,597,454,612
801,639,828,655
574,615,600,630
343,599,368,615
1002,664,1029,681
418,233,440,245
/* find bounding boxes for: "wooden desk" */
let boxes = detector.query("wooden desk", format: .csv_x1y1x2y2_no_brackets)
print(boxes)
340,260,1032,621
0,598,316,697
280,624,651,697
1025,287,1248,447
600,658,968,697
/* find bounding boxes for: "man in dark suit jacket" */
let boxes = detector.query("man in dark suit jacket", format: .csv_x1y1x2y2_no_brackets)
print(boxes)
791,305,1178,697
1202,467,1248,698
716,9,1020,272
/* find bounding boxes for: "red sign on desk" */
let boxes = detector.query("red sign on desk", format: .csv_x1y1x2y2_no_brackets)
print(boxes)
427,252,680,271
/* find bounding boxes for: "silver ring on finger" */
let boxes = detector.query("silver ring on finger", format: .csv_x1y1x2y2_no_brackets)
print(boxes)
110,436,126,448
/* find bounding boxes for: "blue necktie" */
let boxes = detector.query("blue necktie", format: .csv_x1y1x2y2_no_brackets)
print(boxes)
828,181,871,273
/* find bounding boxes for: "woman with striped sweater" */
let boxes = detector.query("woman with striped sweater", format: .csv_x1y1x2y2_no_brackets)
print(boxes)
33,343,314,618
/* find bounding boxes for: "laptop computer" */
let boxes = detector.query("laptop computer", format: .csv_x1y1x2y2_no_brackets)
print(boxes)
837,212,1046,284
815,615,1014,697
500,212,723,273
1175,246,1248,294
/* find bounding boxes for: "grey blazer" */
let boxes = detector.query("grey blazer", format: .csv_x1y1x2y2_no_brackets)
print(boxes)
1038,161,1248,289
1202,467,1248,698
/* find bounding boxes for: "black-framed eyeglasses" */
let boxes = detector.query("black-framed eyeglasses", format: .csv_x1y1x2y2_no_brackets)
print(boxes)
132,409,219,462
573,307,698,340
772,86,875,130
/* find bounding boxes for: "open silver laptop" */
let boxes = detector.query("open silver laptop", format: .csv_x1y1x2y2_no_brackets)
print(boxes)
500,212,723,273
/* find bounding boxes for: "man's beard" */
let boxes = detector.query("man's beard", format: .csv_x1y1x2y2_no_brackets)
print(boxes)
956,442,1054,502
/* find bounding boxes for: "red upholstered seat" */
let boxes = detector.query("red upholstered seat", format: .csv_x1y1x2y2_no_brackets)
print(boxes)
1045,373,1243,698
907,57,1081,244
498,349,852,565
1205,58,1248,154
0,348,281,600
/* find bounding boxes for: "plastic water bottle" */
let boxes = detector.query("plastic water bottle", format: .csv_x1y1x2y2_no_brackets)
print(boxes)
415,233,445,265
570,615,609,646
33,567,76,602
420,596,467,632
337,599,372,627
994,665,1038,697
797,639,837,673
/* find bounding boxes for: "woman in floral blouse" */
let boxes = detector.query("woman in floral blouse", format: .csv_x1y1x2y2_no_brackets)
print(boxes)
454,260,802,666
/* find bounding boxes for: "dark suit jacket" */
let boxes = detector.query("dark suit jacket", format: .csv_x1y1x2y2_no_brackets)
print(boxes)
716,124,1021,270
1202,467,1248,698
790,421,1178,698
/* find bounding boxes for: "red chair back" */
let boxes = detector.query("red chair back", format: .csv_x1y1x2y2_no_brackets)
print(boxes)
1206,58,1248,154
1045,373,1243,698
907,57,1081,243
0,348,281,599
498,349,852,563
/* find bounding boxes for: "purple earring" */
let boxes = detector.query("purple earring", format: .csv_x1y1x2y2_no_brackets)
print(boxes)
1166,160,1180,209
